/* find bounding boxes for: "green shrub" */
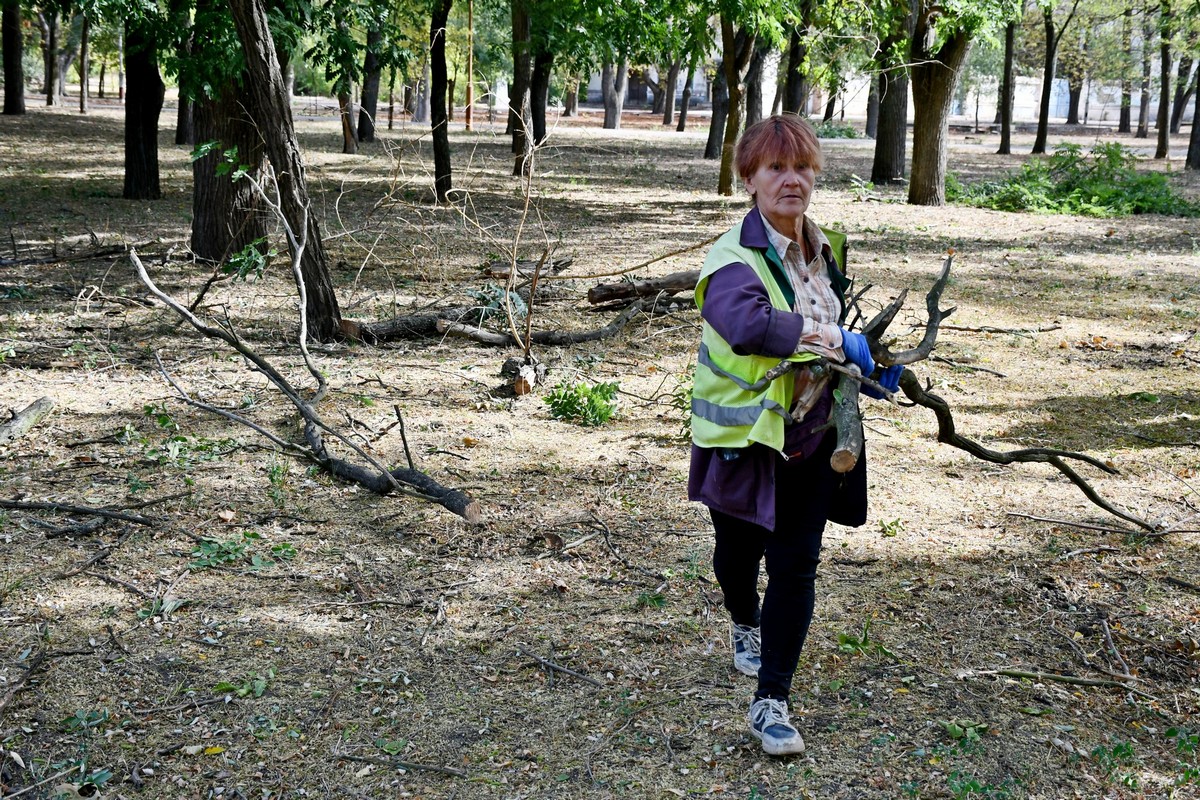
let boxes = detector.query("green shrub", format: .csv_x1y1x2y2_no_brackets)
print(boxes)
949,143,1199,217
545,379,619,426
813,120,860,139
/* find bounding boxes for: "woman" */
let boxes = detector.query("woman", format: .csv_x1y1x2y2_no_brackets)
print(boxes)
688,115,902,756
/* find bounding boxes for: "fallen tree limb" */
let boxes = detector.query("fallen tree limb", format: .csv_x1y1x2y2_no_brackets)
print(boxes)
587,270,697,305
438,300,645,347
131,249,481,525
0,499,156,526
0,397,55,447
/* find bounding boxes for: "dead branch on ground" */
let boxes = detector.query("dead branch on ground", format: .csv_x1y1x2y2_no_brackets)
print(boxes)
0,397,55,447
130,248,480,525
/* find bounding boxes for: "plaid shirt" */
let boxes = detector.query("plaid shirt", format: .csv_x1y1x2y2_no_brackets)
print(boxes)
758,211,846,421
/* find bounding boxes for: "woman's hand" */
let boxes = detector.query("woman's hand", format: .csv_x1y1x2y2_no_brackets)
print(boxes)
862,364,904,399
839,329,875,376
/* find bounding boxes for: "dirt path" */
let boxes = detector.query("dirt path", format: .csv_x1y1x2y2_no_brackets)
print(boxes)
0,105,1198,799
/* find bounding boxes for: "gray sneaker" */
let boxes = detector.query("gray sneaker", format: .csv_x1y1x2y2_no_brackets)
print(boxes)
731,623,761,677
748,697,805,755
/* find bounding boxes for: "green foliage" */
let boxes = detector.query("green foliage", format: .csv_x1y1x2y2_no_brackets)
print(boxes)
143,403,178,431
837,620,897,659
136,596,188,620
941,718,988,743
375,737,408,755
1168,727,1200,788
1091,740,1140,788
813,119,861,139
879,518,904,537
545,379,620,426
466,283,527,321
190,535,252,570
947,770,1013,799
214,667,276,699
223,238,276,283
949,144,1199,217
636,590,666,609
60,709,108,734
266,457,289,509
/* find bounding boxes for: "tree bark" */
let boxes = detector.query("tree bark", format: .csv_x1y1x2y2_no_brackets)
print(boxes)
358,27,382,142
744,43,769,129
1032,9,1058,154
1119,3,1132,133
1186,83,1200,169
1169,56,1194,134
338,92,358,154
1155,0,1171,159
1066,77,1082,124
704,64,727,160
997,21,1014,154
430,0,453,201
601,60,628,130
229,0,343,342
1136,9,1151,138
40,9,57,106
717,17,754,196
78,16,88,113
782,14,810,114
122,19,164,200
908,28,971,206
530,46,552,145
865,79,879,139
676,60,694,132
661,60,680,126
2,0,25,114
190,77,267,263
509,0,531,168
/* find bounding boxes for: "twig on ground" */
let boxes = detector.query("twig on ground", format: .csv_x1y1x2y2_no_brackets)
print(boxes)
0,499,156,526
419,596,447,648
1163,575,1200,594
335,753,467,778
516,647,602,688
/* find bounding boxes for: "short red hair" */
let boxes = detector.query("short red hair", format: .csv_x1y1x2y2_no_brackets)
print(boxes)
735,114,824,180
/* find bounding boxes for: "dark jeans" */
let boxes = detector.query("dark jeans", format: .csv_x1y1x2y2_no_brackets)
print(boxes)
711,434,839,702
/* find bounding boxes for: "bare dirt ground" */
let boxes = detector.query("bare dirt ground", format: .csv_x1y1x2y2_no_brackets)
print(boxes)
1,102,1199,800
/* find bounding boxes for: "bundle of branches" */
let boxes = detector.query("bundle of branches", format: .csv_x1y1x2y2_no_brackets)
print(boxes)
751,253,1171,538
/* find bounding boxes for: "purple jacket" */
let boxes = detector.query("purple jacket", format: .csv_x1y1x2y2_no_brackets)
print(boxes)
687,210,840,531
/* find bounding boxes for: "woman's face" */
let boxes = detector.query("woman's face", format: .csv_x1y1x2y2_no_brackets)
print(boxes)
743,158,816,238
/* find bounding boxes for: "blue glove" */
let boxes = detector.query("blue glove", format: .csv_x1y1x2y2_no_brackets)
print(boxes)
863,364,904,400
839,328,875,377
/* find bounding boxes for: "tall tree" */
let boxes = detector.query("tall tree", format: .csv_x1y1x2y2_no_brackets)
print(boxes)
431,0,453,200
1168,56,1194,133
781,2,813,114
1119,1,1132,133
1032,0,1082,154
743,41,771,128
358,26,383,141
871,0,916,183
715,14,756,195
39,6,58,106
1136,2,1151,137
703,62,726,159
123,17,164,200
229,0,343,341
1154,0,1171,159
997,20,1015,153
2,0,25,114
1187,82,1200,168
509,0,531,167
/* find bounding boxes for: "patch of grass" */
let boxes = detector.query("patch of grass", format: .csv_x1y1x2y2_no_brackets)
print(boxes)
214,667,276,699
948,143,1199,217
813,120,861,139
837,620,896,660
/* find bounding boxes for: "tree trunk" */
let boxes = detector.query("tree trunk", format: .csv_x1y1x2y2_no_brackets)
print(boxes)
358,27,382,142
190,78,267,263
338,92,358,154
1186,83,1200,169
871,0,914,185
430,0,453,201
717,17,753,196
228,0,343,342
1136,9,1151,138
78,16,88,113
98,59,105,97
601,60,627,130
122,19,164,200
414,61,430,122
2,0,25,115
908,30,971,205
176,96,193,144
661,60,680,126
822,84,837,122
865,79,879,139
1154,0,1171,159
676,60,694,132
1032,9,1058,154
744,43,769,129
117,28,124,100
997,21,1014,153
782,20,809,114
510,0,531,167
871,68,909,184
646,67,666,115
530,46,552,145
40,10,57,106
1119,3,1132,133
563,77,577,116
1066,78,1082,124
1169,56,1192,134
704,65,727,159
